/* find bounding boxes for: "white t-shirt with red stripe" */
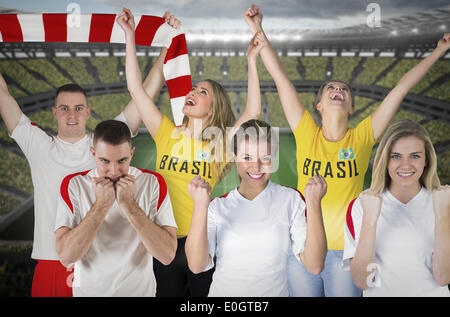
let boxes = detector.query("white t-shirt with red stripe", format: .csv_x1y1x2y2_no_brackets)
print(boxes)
54,166,176,297
343,188,450,297
10,113,132,261
204,180,307,297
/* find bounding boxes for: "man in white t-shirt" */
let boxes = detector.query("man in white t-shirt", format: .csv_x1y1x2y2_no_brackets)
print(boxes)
54,120,177,297
0,74,144,296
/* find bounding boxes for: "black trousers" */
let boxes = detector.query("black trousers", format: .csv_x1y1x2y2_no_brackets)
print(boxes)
153,236,214,297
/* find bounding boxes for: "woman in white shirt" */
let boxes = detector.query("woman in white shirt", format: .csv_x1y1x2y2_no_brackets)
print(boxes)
344,120,450,296
185,119,328,296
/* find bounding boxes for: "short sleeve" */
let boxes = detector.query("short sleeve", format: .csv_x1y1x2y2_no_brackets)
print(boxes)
293,110,318,143
342,197,363,270
290,192,307,261
355,115,376,148
10,114,53,159
203,199,218,272
54,177,81,232
114,112,138,138
153,115,177,147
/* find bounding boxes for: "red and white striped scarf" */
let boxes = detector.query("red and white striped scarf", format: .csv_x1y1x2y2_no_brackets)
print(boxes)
0,13,190,125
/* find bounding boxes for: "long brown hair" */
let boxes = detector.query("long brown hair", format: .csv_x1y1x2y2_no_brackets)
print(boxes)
370,120,440,193
182,79,236,182
313,79,354,124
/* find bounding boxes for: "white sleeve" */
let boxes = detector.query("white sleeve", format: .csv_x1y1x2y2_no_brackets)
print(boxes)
342,197,364,270
114,112,138,138
10,114,53,160
290,192,307,262
54,177,81,231
203,199,217,272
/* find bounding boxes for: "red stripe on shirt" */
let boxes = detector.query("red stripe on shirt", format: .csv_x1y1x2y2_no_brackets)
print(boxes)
210,192,229,203
164,33,188,62
88,14,116,43
346,198,358,240
137,168,167,211
135,16,164,46
166,75,191,99
0,14,23,42
60,170,91,213
42,13,67,42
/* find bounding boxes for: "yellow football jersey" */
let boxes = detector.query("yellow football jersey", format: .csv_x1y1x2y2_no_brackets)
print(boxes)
154,116,220,236
294,111,375,250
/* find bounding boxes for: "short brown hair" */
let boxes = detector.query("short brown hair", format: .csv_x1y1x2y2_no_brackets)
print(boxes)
93,120,131,146
232,119,277,155
55,83,87,101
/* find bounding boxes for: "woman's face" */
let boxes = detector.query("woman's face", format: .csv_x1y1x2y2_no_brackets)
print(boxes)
234,138,272,191
316,81,353,118
387,135,427,191
182,81,213,121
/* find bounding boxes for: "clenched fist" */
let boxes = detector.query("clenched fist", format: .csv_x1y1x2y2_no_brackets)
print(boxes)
304,175,327,208
115,175,137,210
432,185,450,220
188,176,211,208
92,177,116,210
359,189,383,227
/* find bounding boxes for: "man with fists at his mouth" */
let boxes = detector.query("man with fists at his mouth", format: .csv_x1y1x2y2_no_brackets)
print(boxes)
54,120,177,297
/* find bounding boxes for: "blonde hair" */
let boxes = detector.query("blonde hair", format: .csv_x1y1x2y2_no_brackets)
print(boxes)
370,120,440,193
182,79,236,182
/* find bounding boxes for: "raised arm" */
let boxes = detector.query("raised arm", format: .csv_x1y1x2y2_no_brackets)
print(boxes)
117,9,180,137
243,5,305,131
120,11,181,136
431,186,450,286
0,73,23,135
349,191,382,290
371,33,450,139
229,32,265,138
299,175,327,274
185,176,213,274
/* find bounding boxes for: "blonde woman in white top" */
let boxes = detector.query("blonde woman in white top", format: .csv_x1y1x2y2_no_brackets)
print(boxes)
344,120,450,296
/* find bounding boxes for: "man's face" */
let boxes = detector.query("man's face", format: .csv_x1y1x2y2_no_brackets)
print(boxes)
90,140,135,182
52,91,90,142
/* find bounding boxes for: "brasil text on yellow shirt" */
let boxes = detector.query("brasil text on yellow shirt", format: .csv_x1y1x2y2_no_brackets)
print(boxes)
154,116,220,236
294,111,375,250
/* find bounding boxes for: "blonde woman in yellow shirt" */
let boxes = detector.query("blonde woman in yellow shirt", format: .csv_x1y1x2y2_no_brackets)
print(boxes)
117,8,264,296
243,4,450,296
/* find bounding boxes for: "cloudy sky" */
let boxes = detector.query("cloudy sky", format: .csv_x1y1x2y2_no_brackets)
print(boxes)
0,0,449,30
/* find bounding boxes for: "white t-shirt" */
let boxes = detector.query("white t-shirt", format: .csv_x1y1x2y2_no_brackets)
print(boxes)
54,166,177,297
343,188,450,297
10,113,132,260
205,180,307,297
